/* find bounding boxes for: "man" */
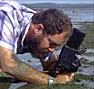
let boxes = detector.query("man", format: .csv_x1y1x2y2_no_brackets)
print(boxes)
0,0,73,84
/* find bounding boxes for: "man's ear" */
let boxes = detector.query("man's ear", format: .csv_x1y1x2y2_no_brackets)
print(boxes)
34,24,44,35
38,24,44,31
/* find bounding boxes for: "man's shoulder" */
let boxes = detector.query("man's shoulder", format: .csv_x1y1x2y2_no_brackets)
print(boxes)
0,0,36,13
0,1,20,12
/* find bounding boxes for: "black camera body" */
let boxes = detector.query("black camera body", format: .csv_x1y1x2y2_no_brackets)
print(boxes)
49,28,86,77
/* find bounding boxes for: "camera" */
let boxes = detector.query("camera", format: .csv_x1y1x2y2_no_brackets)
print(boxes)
48,28,86,77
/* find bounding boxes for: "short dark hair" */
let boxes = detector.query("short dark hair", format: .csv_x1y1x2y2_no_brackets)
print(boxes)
32,9,72,35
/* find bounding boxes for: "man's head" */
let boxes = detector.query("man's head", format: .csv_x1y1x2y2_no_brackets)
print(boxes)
25,9,72,58
32,8,72,35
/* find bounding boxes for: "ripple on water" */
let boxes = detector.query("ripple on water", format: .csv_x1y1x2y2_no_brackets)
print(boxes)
78,65,94,76
75,80,94,89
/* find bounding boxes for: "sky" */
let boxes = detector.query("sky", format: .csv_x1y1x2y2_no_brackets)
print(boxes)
18,0,94,4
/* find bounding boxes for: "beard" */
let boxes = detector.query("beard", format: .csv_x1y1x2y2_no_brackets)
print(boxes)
27,36,49,59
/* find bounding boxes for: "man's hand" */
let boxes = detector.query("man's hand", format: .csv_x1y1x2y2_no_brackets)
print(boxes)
0,68,2,72
41,53,74,84
55,73,74,84
0,63,3,72
40,53,58,71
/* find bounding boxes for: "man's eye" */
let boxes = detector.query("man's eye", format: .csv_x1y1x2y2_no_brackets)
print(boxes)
48,39,61,48
50,42,60,48
50,43,57,48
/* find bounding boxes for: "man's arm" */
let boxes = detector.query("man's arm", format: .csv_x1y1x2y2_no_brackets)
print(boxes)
0,46,74,84
0,46,49,84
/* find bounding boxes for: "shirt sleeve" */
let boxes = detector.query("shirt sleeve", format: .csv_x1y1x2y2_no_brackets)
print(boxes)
0,10,15,51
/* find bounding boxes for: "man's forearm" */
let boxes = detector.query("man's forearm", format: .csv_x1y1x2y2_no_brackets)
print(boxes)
5,55,49,84
0,47,74,84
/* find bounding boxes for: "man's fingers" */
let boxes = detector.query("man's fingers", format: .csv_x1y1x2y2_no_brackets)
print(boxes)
56,73,75,84
0,68,2,72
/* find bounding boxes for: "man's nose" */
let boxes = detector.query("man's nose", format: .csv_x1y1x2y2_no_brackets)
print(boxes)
48,48,55,52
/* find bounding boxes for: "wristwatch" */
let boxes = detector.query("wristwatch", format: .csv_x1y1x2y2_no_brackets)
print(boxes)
48,76,55,85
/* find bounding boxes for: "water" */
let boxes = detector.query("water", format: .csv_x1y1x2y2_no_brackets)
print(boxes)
86,49,94,53
61,8,94,23
16,53,43,71
78,65,94,75
9,83,27,89
75,80,94,89
59,7,94,28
